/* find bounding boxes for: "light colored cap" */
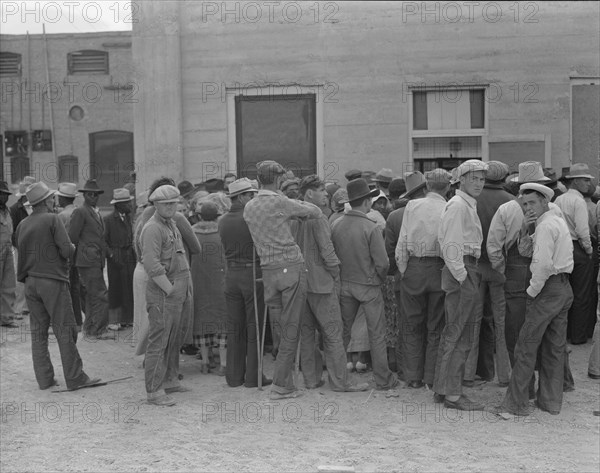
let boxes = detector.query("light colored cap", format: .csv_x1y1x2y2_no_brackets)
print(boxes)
374,168,394,183
25,181,55,206
510,161,550,183
227,177,258,198
564,163,594,180
110,188,134,204
149,185,181,203
486,161,510,182
56,182,78,198
424,168,452,184
520,183,553,202
456,159,489,177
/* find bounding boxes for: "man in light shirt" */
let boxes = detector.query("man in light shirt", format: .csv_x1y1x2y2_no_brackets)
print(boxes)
555,163,594,345
500,183,573,416
433,159,488,411
395,168,450,389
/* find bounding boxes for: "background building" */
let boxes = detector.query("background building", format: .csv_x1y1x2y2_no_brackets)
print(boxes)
132,1,599,191
1,31,133,207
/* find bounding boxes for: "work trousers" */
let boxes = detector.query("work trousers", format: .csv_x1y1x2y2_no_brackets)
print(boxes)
340,281,396,389
588,277,600,377
12,248,27,315
224,266,265,388
398,257,445,385
567,242,594,344
78,266,109,337
0,244,16,322
300,291,349,391
145,274,192,394
25,277,88,390
433,260,482,397
263,264,308,395
502,274,573,414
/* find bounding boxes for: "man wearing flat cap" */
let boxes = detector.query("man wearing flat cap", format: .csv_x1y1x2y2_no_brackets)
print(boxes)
0,181,18,327
243,160,322,400
395,169,451,390
463,161,514,388
498,183,574,416
555,163,594,345
141,184,193,406
104,188,136,331
434,159,488,411
16,182,101,391
69,179,111,340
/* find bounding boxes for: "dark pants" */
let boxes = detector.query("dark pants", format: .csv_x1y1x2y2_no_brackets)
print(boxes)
25,277,88,390
399,257,445,385
224,266,265,388
504,245,531,367
78,266,109,337
300,291,349,391
0,243,16,323
145,275,191,394
340,281,396,389
568,241,594,344
502,274,573,414
263,264,308,395
68,265,83,327
433,261,482,397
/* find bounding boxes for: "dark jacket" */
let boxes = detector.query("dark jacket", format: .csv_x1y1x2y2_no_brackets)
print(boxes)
218,200,258,266
69,204,108,268
104,210,135,267
10,200,28,247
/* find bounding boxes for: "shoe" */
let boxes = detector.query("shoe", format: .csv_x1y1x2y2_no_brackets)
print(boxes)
570,339,587,345
462,380,474,388
588,372,600,380
245,377,273,388
200,364,210,374
147,394,176,406
69,377,103,391
107,323,121,331
338,382,370,392
355,361,368,373
40,379,59,390
563,384,575,392
269,390,302,400
425,383,434,390
433,393,445,403
407,380,424,389
164,384,191,394
534,400,559,415
306,380,326,389
180,344,198,356
346,362,355,372
498,381,509,388
215,366,226,377
444,395,485,411
375,375,400,391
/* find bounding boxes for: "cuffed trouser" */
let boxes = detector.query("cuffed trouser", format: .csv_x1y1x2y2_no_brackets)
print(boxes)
502,274,573,414
145,275,191,394
340,281,396,389
25,277,88,390
78,266,109,337
225,267,265,388
399,257,445,385
0,244,16,323
568,242,594,344
464,261,510,384
263,264,308,395
433,261,482,397
588,278,600,377
300,291,349,391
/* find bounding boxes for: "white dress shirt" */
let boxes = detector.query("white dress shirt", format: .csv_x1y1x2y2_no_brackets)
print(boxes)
555,188,593,254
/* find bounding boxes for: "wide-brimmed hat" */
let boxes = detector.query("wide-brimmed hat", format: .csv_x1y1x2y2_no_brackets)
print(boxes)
373,168,394,184
520,183,553,202
400,172,427,198
26,182,55,206
110,188,134,204
177,180,200,199
56,182,78,198
0,181,12,195
149,185,181,203
344,169,362,181
347,178,379,203
227,178,258,198
564,163,594,180
79,179,104,194
16,176,36,197
486,161,510,182
510,161,551,183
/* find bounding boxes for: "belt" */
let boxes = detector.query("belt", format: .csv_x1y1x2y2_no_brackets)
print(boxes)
463,255,479,265
226,261,255,269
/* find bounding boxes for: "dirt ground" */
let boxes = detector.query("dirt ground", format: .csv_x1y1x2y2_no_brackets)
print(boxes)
1,319,599,473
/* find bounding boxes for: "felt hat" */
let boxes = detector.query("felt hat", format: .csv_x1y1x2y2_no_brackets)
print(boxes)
510,161,550,183
373,168,394,183
26,181,55,206
177,180,199,199
346,178,379,203
205,178,225,194
56,182,78,198
400,172,427,198
520,183,554,201
0,181,12,195
227,178,258,198
564,163,594,180
149,185,181,203
79,179,104,194
110,188,134,204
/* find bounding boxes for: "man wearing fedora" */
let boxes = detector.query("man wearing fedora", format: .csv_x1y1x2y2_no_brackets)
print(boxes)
219,178,272,388
104,188,136,331
434,159,488,411
15,182,101,391
331,178,399,391
373,168,394,197
463,161,514,388
57,183,84,332
69,179,111,339
177,180,201,225
499,183,574,416
243,160,322,400
0,181,18,327
555,163,595,345
395,169,451,390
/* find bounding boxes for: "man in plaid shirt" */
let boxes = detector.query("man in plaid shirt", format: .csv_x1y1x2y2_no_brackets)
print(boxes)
243,161,322,399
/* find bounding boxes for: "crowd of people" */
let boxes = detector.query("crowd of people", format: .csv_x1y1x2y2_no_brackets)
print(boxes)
0,157,598,414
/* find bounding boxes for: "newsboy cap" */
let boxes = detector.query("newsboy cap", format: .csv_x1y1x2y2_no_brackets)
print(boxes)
149,185,181,203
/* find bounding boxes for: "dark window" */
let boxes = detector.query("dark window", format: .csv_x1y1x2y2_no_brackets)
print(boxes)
470,90,485,129
10,156,30,184
235,94,316,179
413,91,428,130
58,155,79,183
68,50,108,75
32,130,52,152
4,131,28,157
0,52,21,76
